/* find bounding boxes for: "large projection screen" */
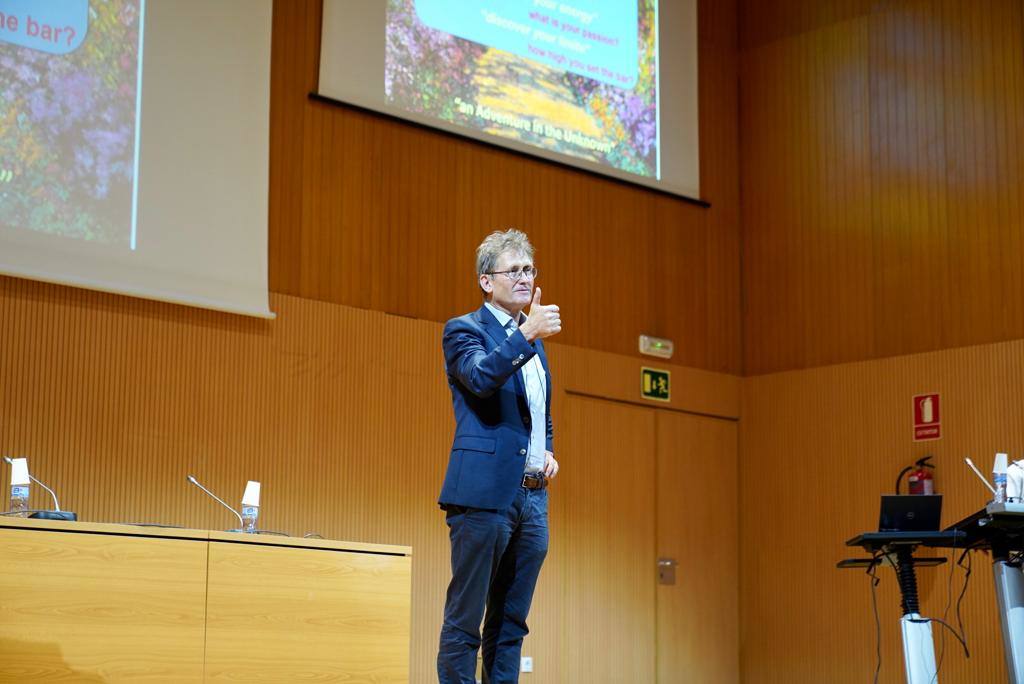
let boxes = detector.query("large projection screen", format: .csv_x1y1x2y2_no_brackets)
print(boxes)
318,0,700,201
0,0,273,318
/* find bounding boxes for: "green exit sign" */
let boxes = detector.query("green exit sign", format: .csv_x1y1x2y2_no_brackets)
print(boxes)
641,367,670,402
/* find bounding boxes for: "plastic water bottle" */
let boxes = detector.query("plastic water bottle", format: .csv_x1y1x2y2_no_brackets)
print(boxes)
10,483,29,517
995,453,1009,504
241,505,259,533
991,473,1007,505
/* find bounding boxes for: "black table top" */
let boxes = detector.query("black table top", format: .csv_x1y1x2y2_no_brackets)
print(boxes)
942,505,1024,551
846,530,966,551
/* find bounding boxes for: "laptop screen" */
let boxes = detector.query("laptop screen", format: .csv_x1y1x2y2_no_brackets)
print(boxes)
878,495,943,532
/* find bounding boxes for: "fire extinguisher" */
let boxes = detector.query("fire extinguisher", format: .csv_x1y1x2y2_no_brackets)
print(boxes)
897,455,935,495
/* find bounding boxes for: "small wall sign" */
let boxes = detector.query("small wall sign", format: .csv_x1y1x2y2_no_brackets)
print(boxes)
641,367,671,402
913,393,941,441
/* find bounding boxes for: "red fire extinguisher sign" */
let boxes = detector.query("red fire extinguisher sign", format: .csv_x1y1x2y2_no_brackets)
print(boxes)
913,393,941,441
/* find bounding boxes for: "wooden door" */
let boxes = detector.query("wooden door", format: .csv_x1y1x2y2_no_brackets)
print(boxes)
656,411,739,683
560,394,658,683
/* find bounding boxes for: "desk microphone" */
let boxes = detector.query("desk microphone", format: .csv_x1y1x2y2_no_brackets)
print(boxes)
2,456,77,521
186,475,243,530
964,457,997,494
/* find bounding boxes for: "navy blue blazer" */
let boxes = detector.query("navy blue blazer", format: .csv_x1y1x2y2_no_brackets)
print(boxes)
439,305,553,510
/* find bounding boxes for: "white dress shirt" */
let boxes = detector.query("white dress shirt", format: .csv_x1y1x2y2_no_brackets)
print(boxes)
485,302,547,474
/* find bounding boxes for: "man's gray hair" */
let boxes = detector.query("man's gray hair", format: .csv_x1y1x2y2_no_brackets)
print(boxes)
475,229,535,276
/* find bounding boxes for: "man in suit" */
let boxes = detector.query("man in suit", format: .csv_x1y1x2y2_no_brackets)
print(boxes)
437,229,561,684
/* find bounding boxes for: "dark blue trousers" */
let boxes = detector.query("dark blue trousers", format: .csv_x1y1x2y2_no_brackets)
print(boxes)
437,487,549,684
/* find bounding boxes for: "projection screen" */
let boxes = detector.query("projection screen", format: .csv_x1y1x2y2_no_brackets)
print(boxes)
0,0,274,318
318,0,700,200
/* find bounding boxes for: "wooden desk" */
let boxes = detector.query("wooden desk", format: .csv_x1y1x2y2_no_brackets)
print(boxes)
204,531,412,682
0,519,412,683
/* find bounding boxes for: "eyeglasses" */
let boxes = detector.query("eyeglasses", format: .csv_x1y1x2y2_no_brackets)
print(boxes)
487,266,538,282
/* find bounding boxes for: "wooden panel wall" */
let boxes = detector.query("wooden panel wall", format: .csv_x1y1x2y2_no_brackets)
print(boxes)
740,339,1024,683
740,0,1024,374
0,274,739,683
268,0,742,374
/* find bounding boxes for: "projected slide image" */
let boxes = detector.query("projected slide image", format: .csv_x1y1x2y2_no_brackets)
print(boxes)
386,0,659,178
0,0,143,246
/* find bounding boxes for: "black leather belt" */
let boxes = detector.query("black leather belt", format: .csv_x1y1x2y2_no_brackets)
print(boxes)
522,473,547,490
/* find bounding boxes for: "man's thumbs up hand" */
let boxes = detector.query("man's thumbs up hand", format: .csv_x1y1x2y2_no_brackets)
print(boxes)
520,286,561,342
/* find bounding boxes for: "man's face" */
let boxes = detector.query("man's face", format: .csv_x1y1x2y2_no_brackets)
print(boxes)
480,250,535,315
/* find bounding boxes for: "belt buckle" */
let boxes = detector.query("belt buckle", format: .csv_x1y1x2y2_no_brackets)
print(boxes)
522,473,546,490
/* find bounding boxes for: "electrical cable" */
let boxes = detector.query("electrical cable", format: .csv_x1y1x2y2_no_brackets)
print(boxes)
869,543,972,684
867,553,884,684
861,536,976,683
915,543,972,683
954,548,972,657
908,616,969,658
913,546,975,682
932,528,960,682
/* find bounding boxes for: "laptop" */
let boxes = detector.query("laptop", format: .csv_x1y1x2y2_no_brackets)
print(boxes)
878,495,943,532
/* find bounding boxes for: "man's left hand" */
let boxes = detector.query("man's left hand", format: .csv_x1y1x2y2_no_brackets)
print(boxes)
543,451,559,479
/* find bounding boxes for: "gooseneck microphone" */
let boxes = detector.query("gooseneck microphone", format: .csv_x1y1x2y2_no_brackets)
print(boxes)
2,456,76,520
186,475,244,529
964,457,998,495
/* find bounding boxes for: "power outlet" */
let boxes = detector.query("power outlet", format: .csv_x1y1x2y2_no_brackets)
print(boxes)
520,656,533,673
